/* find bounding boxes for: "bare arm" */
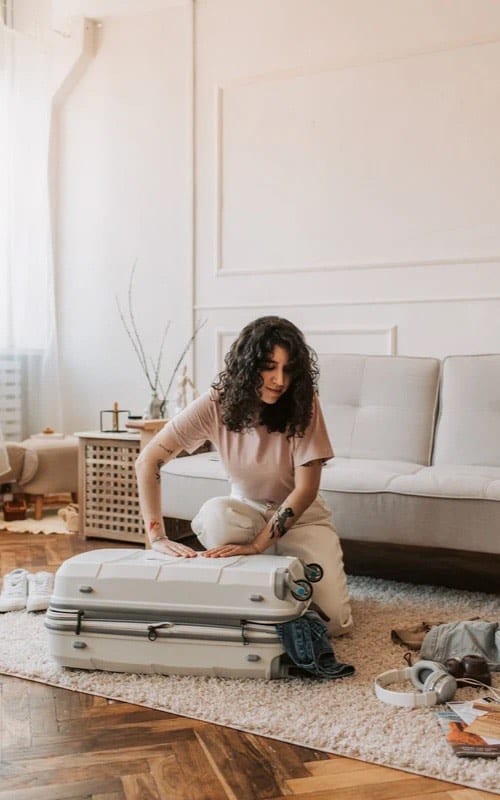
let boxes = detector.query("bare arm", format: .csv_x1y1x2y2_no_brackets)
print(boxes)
202,460,322,558
135,426,198,557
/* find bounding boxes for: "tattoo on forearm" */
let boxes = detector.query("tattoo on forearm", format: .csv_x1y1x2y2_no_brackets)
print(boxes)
149,520,164,543
155,459,165,481
270,505,294,538
158,445,174,456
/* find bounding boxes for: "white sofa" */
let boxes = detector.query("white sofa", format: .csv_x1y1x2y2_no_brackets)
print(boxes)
160,354,500,592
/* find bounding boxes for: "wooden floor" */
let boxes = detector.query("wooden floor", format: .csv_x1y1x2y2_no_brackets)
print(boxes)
0,529,497,800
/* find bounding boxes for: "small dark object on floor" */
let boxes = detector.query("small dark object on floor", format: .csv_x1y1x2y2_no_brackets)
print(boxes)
445,654,492,687
3,497,28,521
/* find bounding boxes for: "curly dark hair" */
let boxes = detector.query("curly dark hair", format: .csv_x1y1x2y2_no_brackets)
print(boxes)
212,316,320,437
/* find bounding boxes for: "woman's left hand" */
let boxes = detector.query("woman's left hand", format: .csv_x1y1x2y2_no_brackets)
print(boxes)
201,542,259,558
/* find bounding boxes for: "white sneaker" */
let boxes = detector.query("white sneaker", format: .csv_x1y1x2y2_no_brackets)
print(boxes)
0,569,29,612
27,571,54,612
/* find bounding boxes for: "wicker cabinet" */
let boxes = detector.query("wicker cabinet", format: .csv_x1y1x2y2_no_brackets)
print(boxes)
76,431,145,543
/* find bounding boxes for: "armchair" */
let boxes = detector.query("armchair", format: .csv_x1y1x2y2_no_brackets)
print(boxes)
1,438,77,520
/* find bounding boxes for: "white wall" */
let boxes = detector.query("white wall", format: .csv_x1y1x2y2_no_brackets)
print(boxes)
193,0,500,390
56,3,193,433
12,0,500,432
19,0,194,433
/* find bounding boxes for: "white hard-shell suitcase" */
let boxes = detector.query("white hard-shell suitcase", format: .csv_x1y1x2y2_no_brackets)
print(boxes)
45,549,323,679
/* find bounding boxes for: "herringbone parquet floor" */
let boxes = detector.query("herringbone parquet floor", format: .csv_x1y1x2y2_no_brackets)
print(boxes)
0,529,497,800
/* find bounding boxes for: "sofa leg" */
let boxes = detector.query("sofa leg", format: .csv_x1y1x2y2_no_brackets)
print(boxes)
33,495,44,520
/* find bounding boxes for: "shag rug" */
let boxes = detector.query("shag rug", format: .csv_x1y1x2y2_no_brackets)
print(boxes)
0,510,73,535
0,575,498,794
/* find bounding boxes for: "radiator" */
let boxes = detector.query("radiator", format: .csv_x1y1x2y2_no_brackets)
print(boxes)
0,353,25,441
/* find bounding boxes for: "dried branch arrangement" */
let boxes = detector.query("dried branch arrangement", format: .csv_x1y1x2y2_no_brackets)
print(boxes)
116,261,205,417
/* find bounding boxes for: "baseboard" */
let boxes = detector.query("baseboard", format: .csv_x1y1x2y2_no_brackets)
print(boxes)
340,539,499,594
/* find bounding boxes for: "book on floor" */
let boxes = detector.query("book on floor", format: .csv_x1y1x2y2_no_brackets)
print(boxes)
435,698,500,759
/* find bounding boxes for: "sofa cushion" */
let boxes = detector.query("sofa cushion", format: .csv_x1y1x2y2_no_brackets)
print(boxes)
321,459,500,500
432,354,500,467
162,454,424,517
318,354,440,465
164,452,500,512
390,464,500,501
161,452,230,520
320,458,422,493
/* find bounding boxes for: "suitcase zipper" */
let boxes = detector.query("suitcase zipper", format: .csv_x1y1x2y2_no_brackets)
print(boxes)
48,602,307,626
45,610,280,645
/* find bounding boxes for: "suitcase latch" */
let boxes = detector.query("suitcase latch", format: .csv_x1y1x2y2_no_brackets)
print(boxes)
79,585,94,594
240,621,249,645
75,609,85,635
147,622,174,641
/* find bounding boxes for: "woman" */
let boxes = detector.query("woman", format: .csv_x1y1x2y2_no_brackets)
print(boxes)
136,316,352,637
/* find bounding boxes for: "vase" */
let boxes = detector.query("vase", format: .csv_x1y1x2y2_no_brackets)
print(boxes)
143,392,163,420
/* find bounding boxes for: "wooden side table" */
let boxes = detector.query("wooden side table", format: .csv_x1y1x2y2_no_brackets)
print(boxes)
76,431,146,544
76,424,209,545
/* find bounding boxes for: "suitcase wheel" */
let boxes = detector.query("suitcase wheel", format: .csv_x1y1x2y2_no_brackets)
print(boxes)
304,563,323,583
290,579,313,602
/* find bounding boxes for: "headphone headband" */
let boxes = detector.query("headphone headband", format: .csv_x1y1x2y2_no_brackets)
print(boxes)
374,662,457,708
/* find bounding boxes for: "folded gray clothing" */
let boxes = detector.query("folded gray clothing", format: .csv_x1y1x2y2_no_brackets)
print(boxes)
420,620,500,670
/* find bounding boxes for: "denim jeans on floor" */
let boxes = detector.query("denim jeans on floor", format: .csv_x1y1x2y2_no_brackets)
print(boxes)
276,610,355,679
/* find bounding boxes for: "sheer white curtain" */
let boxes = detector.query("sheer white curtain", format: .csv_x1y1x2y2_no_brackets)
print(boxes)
0,17,62,440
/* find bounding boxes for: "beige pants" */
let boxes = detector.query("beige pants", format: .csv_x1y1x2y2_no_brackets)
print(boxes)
191,494,353,638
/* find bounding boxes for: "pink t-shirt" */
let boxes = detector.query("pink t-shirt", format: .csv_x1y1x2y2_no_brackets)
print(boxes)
168,389,333,504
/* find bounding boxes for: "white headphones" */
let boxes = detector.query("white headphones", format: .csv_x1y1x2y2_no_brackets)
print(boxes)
374,660,457,708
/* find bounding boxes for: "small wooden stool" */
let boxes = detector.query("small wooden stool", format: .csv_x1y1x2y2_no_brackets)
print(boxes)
19,435,78,520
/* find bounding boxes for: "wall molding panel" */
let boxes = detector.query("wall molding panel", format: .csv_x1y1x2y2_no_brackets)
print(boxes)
195,1,500,388
196,294,500,312
214,325,396,371
215,35,500,94
213,40,500,276
215,255,500,277
214,85,224,279
303,326,397,356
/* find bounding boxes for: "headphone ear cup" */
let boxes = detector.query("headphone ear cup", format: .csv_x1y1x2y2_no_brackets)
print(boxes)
409,661,457,704
409,660,444,691
423,669,457,703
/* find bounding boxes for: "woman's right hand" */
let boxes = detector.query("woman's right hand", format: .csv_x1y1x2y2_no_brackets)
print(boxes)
150,538,198,557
